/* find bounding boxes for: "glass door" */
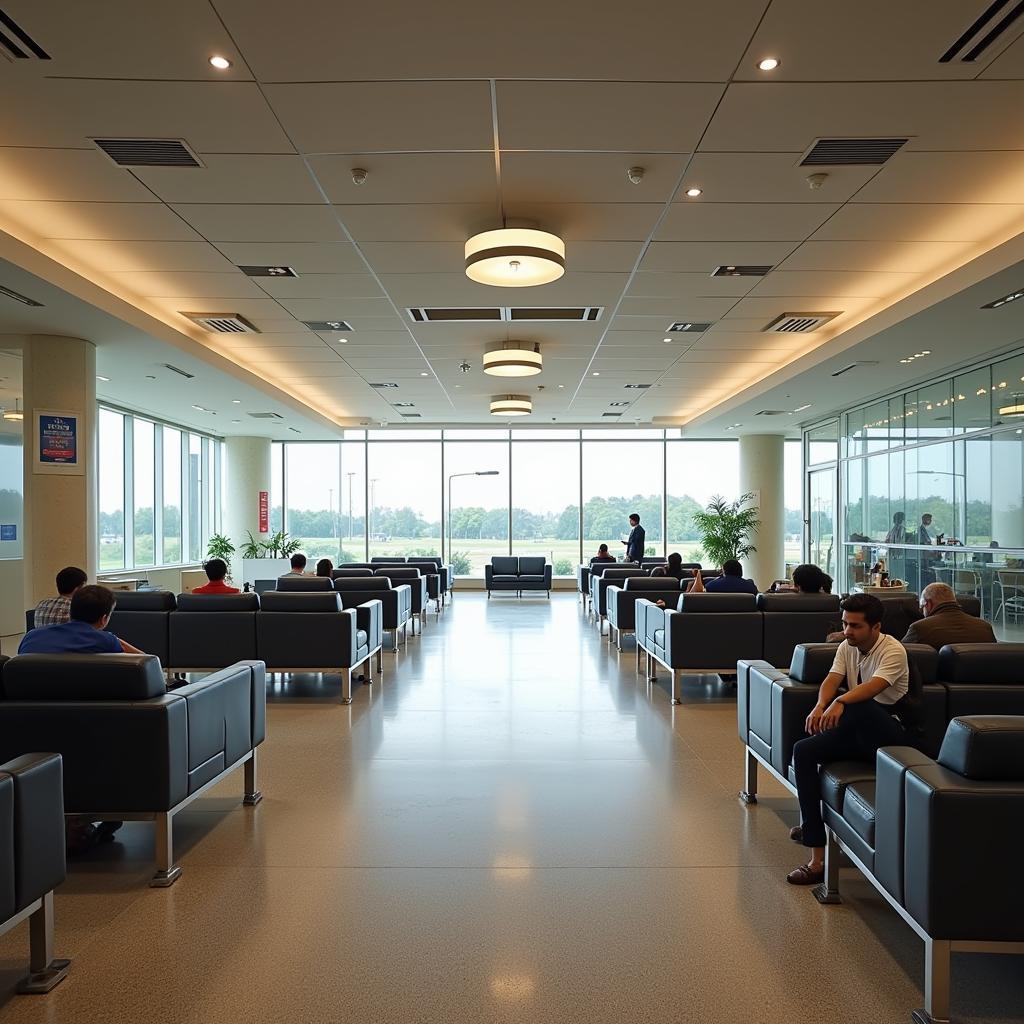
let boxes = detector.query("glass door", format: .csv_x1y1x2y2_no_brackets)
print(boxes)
808,467,837,582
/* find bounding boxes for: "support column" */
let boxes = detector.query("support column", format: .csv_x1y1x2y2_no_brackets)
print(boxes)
739,433,785,591
224,436,271,552
22,336,97,606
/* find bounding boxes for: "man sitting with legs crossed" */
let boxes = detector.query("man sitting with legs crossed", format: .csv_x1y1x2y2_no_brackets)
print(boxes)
787,592,909,886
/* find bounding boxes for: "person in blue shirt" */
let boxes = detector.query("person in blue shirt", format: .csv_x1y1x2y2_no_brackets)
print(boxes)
19,585,144,655
691,560,758,596
621,513,646,563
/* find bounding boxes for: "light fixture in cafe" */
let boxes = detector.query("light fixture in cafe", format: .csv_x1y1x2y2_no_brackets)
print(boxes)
489,394,533,416
465,228,565,287
483,342,543,377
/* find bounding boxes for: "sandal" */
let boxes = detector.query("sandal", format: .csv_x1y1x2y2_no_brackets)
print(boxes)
786,863,824,886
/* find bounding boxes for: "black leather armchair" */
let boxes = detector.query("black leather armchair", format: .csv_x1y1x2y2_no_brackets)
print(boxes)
589,567,646,630
256,591,383,699
107,590,175,666
406,558,447,612
0,752,69,993
812,716,1024,1024
605,578,684,651
936,642,1024,717
332,578,410,652
331,568,373,578
0,655,265,887
275,576,334,592
169,593,259,671
374,567,430,633
757,592,841,668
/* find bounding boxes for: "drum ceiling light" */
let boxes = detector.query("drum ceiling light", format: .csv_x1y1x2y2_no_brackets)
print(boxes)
465,229,565,287
489,394,533,417
483,342,543,377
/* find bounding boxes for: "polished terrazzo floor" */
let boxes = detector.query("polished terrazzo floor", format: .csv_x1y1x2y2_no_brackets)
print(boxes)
0,593,1021,1023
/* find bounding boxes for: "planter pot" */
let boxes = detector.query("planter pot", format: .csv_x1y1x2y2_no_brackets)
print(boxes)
241,558,292,587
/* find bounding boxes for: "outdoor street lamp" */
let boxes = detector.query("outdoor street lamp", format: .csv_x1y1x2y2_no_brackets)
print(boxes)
447,470,499,564
346,471,355,541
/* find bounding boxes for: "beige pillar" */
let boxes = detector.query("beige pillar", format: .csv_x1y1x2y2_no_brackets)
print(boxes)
739,433,785,591
22,335,97,605
224,436,271,552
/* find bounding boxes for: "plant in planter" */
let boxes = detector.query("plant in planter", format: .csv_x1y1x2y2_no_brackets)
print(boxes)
206,534,236,579
262,530,303,558
691,492,761,568
240,531,264,560
238,530,305,587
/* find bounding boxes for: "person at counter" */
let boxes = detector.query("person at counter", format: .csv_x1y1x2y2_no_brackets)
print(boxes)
884,512,908,545
918,513,934,545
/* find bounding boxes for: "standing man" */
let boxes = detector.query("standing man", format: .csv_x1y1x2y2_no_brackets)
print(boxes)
622,513,646,563
918,513,934,545
786,593,912,886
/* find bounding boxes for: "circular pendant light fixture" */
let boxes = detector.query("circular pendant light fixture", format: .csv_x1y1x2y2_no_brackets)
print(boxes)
2,399,23,422
465,228,565,287
490,394,532,417
483,342,543,377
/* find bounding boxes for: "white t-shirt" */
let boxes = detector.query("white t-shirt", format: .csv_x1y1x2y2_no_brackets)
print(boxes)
829,633,909,705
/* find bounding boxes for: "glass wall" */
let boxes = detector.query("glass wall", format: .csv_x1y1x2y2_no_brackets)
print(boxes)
274,432,798,577
811,345,1024,638
98,406,222,571
0,432,23,561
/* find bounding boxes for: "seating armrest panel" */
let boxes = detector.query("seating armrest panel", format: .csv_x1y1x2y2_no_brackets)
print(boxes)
904,765,1024,940
0,698,188,812
171,662,259,770
770,678,821,776
873,746,937,905
942,684,1024,721
355,599,383,649
740,661,787,749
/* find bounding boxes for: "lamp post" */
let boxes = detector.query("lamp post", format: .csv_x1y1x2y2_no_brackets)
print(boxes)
447,470,499,565
346,471,355,541
369,478,379,543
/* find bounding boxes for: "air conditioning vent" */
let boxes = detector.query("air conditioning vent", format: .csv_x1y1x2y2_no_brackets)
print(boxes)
0,8,50,60
93,138,202,168
763,312,841,333
601,412,622,417
369,382,399,389
666,321,712,333
407,306,603,323
0,283,43,307
181,312,260,334
609,401,630,407
800,138,907,166
940,0,1024,62
623,384,652,389
831,361,879,378
399,412,422,418
302,320,353,332
755,410,787,416
249,412,284,420
712,265,772,278
239,265,297,278
161,364,195,380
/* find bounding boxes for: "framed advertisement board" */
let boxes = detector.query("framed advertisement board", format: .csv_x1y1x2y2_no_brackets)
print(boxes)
34,410,84,475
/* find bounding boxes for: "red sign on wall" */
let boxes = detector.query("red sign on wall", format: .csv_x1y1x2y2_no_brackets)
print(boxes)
258,490,269,533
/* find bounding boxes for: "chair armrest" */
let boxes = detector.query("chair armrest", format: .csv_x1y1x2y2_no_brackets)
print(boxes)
484,564,494,584
904,764,1024,939
543,564,552,586
392,583,412,619
171,661,261,768
1,753,65,909
769,677,821,776
356,599,383,649
737,659,785,745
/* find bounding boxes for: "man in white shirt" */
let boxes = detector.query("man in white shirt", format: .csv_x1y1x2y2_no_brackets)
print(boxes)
787,592,910,886
281,553,313,577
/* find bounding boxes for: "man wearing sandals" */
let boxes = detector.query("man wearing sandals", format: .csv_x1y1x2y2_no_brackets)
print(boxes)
787,593,909,886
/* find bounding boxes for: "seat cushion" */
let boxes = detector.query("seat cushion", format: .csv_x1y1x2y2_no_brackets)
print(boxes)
842,780,876,847
492,575,520,582
519,574,546,582
820,761,876,812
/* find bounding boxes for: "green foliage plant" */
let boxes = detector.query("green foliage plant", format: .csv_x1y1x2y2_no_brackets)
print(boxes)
449,551,472,575
690,493,761,568
206,534,236,576
240,531,264,560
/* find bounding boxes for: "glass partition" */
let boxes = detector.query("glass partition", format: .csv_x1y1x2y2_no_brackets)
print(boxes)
0,433,23,561
99,408,125,570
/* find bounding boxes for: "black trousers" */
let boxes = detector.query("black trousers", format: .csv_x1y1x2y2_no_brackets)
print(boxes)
792,700,904,848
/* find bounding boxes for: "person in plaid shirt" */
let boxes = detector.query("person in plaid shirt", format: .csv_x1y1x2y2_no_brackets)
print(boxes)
32,566,88,627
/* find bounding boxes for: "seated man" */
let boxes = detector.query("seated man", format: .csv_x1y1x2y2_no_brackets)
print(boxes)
691,560,758,595
902,581,996,649
787,593,912,886
19,585,144,655
192,558,240,594
33,565,88,627
281,553,312,577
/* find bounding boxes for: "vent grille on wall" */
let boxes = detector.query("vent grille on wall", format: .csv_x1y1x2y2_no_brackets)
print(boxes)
249,412,284,420
666,321,712,333
0,8,50,59
302,320,353,332
763,312,841,333
711,265,772,277
800,138,908,166
181,312,260,334
239,265,297,278
407,307,602,323
93,138,202,167
161,364,195,380
940,0,1024,62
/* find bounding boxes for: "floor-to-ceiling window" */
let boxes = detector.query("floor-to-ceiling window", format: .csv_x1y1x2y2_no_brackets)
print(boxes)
665,438,738,561
368,432,441,561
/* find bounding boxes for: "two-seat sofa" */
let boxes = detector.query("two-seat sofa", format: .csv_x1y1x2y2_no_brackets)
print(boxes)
0,654,266,887
0,751,69,992
809,715,1024,1024
485,557,552,598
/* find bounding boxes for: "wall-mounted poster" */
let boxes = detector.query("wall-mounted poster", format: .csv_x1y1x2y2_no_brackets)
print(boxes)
34,410,84,475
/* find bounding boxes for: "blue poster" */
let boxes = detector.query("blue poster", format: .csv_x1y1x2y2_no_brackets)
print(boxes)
39,414,78,465
0,525,15,541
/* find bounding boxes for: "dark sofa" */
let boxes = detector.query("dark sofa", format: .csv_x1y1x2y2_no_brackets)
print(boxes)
0,752,69,992
0,655,266,887
485,556,552,598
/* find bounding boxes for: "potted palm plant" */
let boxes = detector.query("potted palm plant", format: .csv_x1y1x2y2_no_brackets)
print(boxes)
205,534,236,581
239,530,305,587
691,492,761,568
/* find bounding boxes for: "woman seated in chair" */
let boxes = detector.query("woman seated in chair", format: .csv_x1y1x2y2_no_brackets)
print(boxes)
790,563,833,594
316,558,334,578
592,543,616,562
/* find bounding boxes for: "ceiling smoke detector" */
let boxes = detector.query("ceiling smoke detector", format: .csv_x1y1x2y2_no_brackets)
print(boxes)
459,360,472,373
627,166,645,185
351,167,368,185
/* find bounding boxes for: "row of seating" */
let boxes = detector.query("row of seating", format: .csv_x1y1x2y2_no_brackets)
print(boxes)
108,591,385,700
359,557,452,607
577,558,702,615
733,642,1024,1023
0,655,266,889
586,565,718,629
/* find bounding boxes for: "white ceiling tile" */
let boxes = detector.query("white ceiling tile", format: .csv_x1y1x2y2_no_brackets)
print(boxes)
614,297,738,321
115,270,267,299
311,153,498,205
170,204,341,242
656,203,838,242
380,271,627,308
723,294,872,321
212,241,366,274
244,346,347,363
276,297,395,319
0,148,154,203
748,269,917,297
265,81,493,152
980,32,1024,78
134,155,322,205
496,82,723,152
777,240,969,273
812,203,1024,242
502,203,664,242
627,272,757,299
42,239,238,273
639,241,799,273
254,274,383,299
0,200,201,240
852,151,1024,205
337,204,498,242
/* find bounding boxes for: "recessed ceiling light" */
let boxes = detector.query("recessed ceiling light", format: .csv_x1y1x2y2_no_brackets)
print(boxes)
557,384,565,389
96,375,110,382
758,57,780,71
982,287,1024,309
231,399,241,404
592,372,600,376
231,419,241,424
685,187,703,198
663,337,672,343
209,55,232,69
420,371,429,377
337,337,348,344
793,403,812,412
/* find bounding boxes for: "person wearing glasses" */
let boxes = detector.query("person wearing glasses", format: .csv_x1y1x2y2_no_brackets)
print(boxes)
902,582,995,650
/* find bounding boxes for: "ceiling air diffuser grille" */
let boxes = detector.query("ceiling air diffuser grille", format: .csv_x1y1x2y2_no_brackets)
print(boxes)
181,312,259,334
940,0,1024,62
249,412,284,420
0,8,50,59
93,138,202,167
800,138,907,166
763,312,841,334
712,265,772,277
666,321,712,333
